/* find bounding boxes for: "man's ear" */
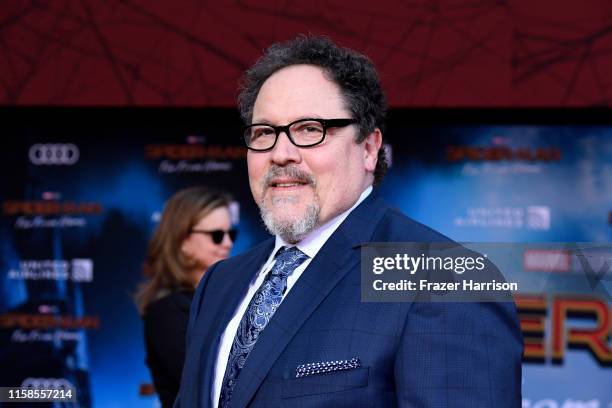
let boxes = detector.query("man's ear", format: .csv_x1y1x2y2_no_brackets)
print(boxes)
364,128,382,172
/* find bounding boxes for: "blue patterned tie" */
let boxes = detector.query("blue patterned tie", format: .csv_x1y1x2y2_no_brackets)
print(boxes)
219,246,308,408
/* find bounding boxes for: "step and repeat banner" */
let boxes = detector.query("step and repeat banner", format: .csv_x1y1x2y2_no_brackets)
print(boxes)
1,110,610,407
379,124,612,408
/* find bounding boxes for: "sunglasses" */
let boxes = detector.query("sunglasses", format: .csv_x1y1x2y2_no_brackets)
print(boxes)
190,228,238,244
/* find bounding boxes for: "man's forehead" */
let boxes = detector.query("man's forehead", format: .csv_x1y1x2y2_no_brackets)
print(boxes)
252,65,349,122
264,64,330,84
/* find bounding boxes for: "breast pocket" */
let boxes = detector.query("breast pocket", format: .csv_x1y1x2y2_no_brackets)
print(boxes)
281,367,369,399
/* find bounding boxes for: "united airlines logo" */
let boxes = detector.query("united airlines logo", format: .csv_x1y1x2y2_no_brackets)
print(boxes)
453,206,551,230
29,144,79,165
7,259,94,282
526,206,551,230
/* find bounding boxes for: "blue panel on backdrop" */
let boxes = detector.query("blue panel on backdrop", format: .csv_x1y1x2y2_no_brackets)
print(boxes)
380,125,612,407
1,111,610,407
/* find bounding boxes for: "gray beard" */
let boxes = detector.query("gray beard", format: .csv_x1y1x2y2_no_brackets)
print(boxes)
259,195,320,244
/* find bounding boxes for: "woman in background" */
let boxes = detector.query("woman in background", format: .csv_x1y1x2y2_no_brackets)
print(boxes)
136,186,236,408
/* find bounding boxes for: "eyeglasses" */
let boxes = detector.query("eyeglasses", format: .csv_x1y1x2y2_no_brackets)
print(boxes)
190,228,238,244
243,118,357,152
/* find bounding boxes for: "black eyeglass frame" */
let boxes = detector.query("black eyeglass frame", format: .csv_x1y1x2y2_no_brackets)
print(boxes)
190,228,238,244
242,118,358,152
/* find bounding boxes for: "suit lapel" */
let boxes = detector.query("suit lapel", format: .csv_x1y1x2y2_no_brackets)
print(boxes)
186,239,275,407
228,194,389,408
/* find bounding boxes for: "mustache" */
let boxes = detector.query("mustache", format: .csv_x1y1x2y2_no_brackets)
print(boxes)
262,165,316,190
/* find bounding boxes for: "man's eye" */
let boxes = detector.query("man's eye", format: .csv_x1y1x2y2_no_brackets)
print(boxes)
253,127,274,138
295,123,323,133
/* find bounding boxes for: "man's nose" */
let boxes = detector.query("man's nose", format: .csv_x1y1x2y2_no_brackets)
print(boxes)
270,130,301,165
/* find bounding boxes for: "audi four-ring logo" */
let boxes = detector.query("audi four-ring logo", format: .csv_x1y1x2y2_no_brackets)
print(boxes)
29,144,79,165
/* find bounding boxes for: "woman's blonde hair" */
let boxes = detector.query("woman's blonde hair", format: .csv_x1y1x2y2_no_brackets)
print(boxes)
135,186,231,315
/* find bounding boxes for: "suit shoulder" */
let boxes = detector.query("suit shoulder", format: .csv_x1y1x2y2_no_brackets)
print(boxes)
209,237,275,271
375,207,454,243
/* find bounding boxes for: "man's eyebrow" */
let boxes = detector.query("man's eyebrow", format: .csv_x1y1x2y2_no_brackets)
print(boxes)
250,116,325,125
250,117,271,124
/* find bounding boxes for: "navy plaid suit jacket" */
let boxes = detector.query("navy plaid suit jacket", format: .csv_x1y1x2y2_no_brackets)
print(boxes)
175,193,523,407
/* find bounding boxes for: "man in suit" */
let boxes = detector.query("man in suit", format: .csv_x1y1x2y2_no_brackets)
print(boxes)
175,35,523,407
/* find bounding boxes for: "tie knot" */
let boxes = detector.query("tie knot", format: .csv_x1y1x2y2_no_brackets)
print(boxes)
271,246,308,276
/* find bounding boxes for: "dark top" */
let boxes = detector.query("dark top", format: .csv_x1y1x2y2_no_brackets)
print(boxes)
143,290,194,408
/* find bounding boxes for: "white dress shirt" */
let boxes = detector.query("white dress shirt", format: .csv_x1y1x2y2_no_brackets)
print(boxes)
211,186,372,407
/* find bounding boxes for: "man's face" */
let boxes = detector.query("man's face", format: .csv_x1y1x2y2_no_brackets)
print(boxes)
247,64,380,243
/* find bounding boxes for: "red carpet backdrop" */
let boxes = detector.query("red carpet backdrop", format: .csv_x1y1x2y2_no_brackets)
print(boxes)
1,0,612,107
1,1,611,407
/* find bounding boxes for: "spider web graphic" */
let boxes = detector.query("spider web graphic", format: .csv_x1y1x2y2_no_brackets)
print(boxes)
512,0,612,106
0,0,610,107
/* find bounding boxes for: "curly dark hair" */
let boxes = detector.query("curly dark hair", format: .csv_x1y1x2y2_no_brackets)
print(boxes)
238,35,388,185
